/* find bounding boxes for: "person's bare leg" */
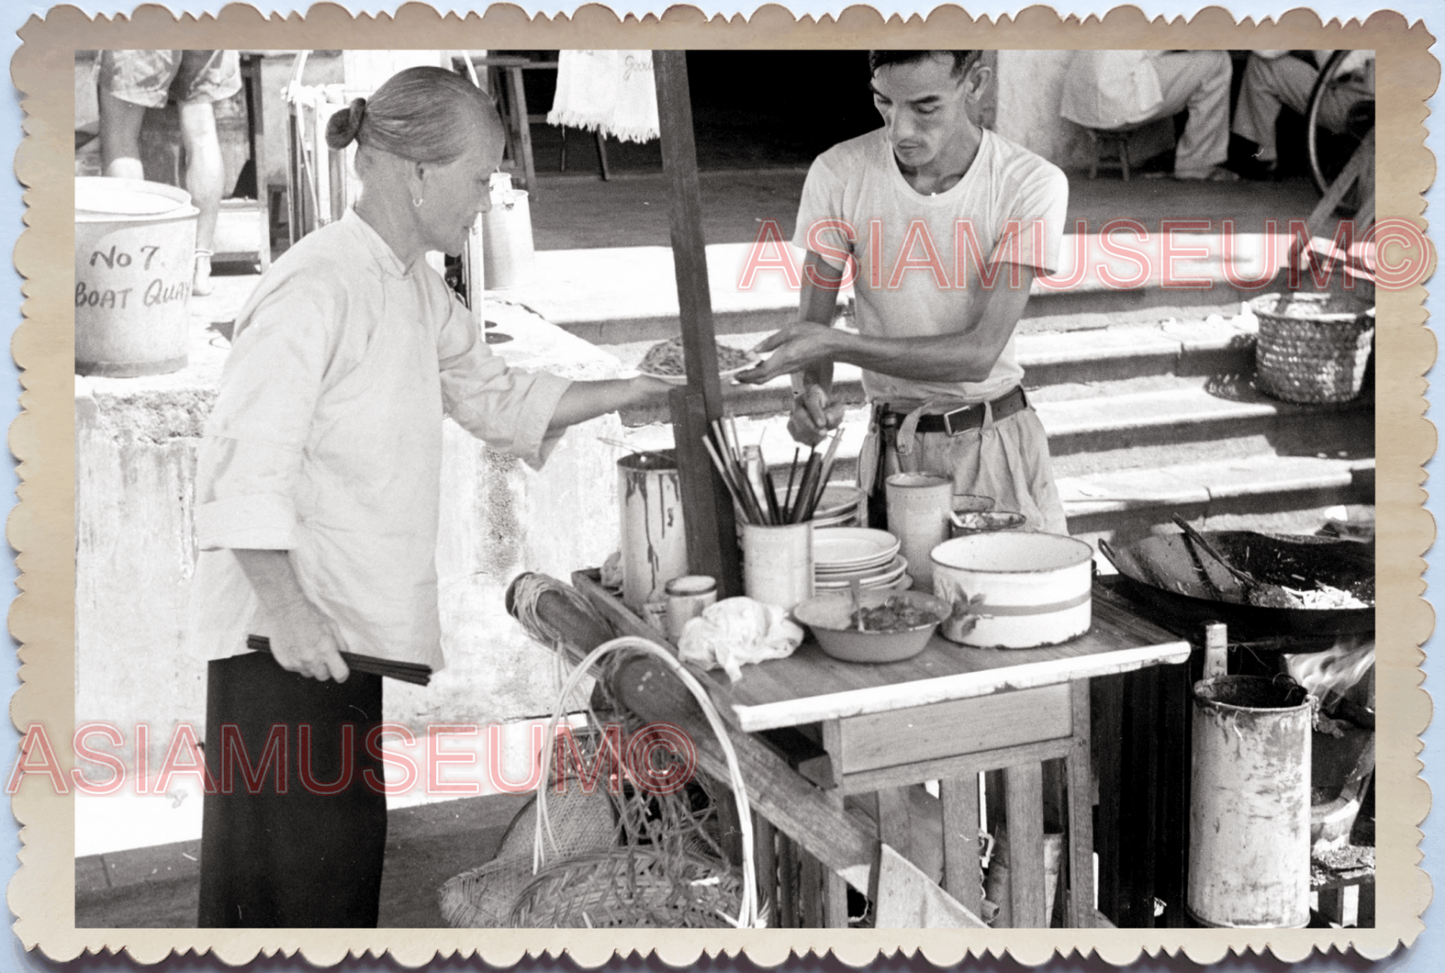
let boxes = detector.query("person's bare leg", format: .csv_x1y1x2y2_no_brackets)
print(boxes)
177,98,225,296
98,90,147,181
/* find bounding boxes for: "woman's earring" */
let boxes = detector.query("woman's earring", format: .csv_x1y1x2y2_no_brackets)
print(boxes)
413,197,424,208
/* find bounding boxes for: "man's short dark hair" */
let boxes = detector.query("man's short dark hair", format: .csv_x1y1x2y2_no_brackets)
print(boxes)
867,51,981,77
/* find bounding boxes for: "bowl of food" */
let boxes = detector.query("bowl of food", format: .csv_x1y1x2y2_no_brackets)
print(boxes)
949,509,1027,536
792,589,951,663
637,336,759,386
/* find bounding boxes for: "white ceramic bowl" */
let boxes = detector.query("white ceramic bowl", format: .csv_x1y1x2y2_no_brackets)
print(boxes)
930,532,1093,648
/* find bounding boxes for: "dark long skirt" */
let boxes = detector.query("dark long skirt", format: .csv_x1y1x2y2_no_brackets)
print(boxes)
197,650,388,927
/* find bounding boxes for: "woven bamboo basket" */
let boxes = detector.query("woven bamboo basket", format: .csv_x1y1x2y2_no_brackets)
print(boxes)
508,846,756,928
1251,291,1375,404
438,781,617,928
439,623,763,928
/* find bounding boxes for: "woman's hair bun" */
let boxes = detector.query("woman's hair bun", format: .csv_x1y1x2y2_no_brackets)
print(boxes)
324,97,368,150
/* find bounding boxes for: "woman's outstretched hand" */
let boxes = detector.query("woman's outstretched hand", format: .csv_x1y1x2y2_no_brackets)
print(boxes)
735,322,836,385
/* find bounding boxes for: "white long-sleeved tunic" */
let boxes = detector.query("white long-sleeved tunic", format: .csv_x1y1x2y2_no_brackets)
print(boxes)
188,209,571,671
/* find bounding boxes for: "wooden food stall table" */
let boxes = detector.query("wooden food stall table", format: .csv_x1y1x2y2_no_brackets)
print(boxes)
573,572,1190,928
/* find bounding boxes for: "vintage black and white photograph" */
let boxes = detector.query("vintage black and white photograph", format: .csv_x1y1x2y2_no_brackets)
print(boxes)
11,7,1427,959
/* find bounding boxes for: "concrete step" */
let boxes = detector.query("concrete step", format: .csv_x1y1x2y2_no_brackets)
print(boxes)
1039,379,1374,477
1060,453,1375,540
621,376,1372,478
507,233,1281,345
615,315,1265,425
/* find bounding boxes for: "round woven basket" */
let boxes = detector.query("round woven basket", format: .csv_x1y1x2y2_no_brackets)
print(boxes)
438,782,617,928
1250,291,1375,404
508,846,756,928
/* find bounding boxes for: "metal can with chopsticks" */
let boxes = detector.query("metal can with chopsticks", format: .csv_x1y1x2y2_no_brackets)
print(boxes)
664,575,718,641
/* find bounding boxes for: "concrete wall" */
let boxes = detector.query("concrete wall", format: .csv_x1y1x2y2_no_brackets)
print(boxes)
76,298,633,769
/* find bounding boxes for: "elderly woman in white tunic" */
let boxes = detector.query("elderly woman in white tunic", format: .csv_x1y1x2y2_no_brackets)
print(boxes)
188,66,668,927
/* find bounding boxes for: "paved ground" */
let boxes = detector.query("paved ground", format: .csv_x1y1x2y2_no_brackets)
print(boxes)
75,793,530,928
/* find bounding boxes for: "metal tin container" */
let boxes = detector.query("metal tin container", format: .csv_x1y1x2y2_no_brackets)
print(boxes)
664,575,717,641
617,451,688,611
1187,676,1312,928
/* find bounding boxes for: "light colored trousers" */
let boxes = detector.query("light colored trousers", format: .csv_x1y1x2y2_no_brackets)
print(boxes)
1148,51,1233,176
1232,54,1373,163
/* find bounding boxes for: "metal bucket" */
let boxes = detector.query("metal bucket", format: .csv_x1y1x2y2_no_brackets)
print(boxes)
482,188,535,289
1187,675,1313,928
74,177,198,377
617,451,688,611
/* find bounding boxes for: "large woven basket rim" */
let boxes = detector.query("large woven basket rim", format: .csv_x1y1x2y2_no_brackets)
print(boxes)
507,845,748,928
1250,291,1376,324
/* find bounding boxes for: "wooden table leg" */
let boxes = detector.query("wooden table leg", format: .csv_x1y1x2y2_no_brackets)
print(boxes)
753,812,777,924
1121,665,1161,926
941,775,984,918
1091,676,1123,923
1157,653,1195,926
595,130,611,180
1066,681,1097,927
777,832,798,928
799,851,823,926
1004,762,1047,927
1357,880,1375,926
820,719,850,927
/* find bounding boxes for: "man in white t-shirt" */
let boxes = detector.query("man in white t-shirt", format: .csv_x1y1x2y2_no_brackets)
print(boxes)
739,50,1070,533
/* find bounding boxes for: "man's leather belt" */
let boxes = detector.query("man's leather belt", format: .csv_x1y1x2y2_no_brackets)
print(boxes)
881,386,1028,436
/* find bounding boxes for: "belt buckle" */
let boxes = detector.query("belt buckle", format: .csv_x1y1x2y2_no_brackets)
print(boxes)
942,404,978,437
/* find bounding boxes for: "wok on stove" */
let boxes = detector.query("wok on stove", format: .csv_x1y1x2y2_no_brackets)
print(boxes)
1099,530,1375,640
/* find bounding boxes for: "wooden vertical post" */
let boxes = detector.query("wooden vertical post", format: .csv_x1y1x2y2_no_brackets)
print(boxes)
654,50,742,597
940,775,984,919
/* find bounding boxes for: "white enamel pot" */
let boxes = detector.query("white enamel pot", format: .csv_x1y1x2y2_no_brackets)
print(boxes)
930,532,1094,648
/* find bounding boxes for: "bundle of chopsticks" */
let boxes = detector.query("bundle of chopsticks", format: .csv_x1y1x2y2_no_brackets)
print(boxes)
702,416,844,526
246,635,432,686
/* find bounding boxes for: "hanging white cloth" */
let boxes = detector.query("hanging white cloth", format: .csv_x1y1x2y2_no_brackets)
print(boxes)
547,50,660,144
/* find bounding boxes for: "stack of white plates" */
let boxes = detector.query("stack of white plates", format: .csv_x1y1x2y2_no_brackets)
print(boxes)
809,484,865,528
812,528,910,591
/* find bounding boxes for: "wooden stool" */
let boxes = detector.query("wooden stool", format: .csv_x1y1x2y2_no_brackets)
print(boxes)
1084,125,1147,181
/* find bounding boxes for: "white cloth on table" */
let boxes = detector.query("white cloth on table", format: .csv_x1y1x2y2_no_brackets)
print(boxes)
1061,50,1233,176
187,208,571,671
547,50,660,144
678,598,804,683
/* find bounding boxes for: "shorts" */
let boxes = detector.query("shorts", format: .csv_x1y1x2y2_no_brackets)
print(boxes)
871,399,1069,535
99,50,241,109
